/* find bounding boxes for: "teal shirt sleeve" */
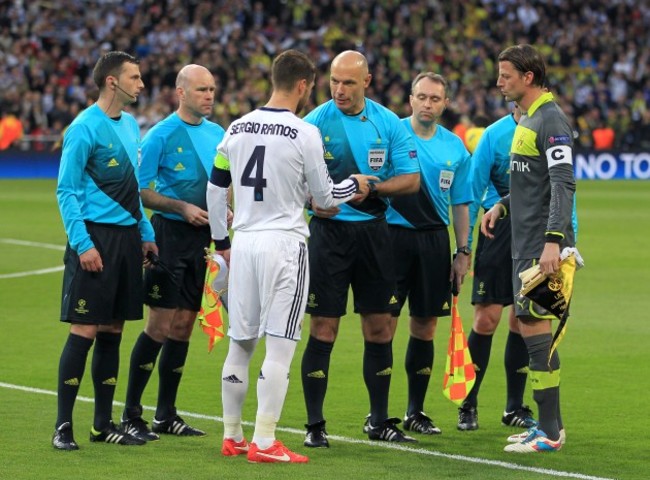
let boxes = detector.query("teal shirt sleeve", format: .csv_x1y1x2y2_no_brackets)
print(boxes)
450,149,473,206
138,127,164,190
388,115,419,176
56,122,95,255
138,208,155,242
468,131,493,249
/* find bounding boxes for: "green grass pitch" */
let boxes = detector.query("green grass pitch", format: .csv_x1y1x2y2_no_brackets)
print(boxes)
0,179,647,479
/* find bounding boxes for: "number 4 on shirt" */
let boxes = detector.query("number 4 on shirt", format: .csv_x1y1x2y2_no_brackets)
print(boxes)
241,145,267,201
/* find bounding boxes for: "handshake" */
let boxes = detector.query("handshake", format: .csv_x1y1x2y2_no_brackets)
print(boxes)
348,174,380,203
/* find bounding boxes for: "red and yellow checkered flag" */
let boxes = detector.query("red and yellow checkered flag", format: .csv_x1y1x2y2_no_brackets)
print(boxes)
442,295,476,405
198,249,228,352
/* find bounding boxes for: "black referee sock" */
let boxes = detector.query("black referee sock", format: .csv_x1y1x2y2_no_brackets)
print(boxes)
404,336,433,416
124,332,163,414
301,335,334,425
156,338,189,421
56,333,93,429
504,330,529,412
464,330,493,408
91,331,122,431
364,340,392,426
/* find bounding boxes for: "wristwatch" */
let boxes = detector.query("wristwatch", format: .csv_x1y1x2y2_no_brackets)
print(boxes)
367,181,379,199
455,246,471,256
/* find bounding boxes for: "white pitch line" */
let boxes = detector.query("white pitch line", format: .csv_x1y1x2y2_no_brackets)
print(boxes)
0,238,65,279
0,381,616,480
0,238,66,251
0,265,64,279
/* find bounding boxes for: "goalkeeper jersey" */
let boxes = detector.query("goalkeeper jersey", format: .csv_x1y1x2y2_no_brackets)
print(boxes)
505,92,576,259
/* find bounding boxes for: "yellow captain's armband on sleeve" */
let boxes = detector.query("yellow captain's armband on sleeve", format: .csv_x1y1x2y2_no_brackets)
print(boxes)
213,152,230,171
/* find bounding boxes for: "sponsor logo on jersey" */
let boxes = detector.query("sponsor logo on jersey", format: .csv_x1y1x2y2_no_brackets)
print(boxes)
108,158,119,167
511,159,531,172
409,150,417,158
177,147,183,153
324,151,334,160
174,162,186,171
548,135,571,145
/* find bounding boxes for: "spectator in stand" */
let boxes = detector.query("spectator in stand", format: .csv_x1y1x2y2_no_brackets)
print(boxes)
0,2,648,154
592,119,616,150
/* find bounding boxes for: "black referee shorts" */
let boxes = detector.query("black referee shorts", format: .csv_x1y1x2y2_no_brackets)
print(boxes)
471,215,514,306
390,226,452,318
306,217,397,317
143,214,211,311
60,221,143,324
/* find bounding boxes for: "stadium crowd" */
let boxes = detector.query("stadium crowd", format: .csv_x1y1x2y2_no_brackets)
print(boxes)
0,0,649,151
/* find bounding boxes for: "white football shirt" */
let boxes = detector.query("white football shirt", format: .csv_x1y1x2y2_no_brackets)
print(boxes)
207,107,358,242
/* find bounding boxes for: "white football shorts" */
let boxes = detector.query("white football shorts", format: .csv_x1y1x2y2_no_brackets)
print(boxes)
227,230,309,341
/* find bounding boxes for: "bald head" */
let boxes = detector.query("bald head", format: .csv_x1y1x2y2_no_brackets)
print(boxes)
331,50,369,77
176,64,212,89
329,50,371,115
175,64,216,124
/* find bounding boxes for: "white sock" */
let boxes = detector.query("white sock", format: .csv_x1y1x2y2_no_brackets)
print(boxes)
252,336,297,447
222,338,256,440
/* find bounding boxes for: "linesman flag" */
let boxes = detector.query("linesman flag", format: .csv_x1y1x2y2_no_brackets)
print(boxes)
198,248,229,352
518,248,584,364
442,295,476,405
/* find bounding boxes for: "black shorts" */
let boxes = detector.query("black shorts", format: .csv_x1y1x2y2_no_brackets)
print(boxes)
143,214,211,311
306,217,397,317
390,226,452,318
60,222,143,324
472,215,514,306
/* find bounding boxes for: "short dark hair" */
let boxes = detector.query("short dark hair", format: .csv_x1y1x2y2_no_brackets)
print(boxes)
271,50,316,92
92,51,139,90
411,72,448,97
498,44,546,88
